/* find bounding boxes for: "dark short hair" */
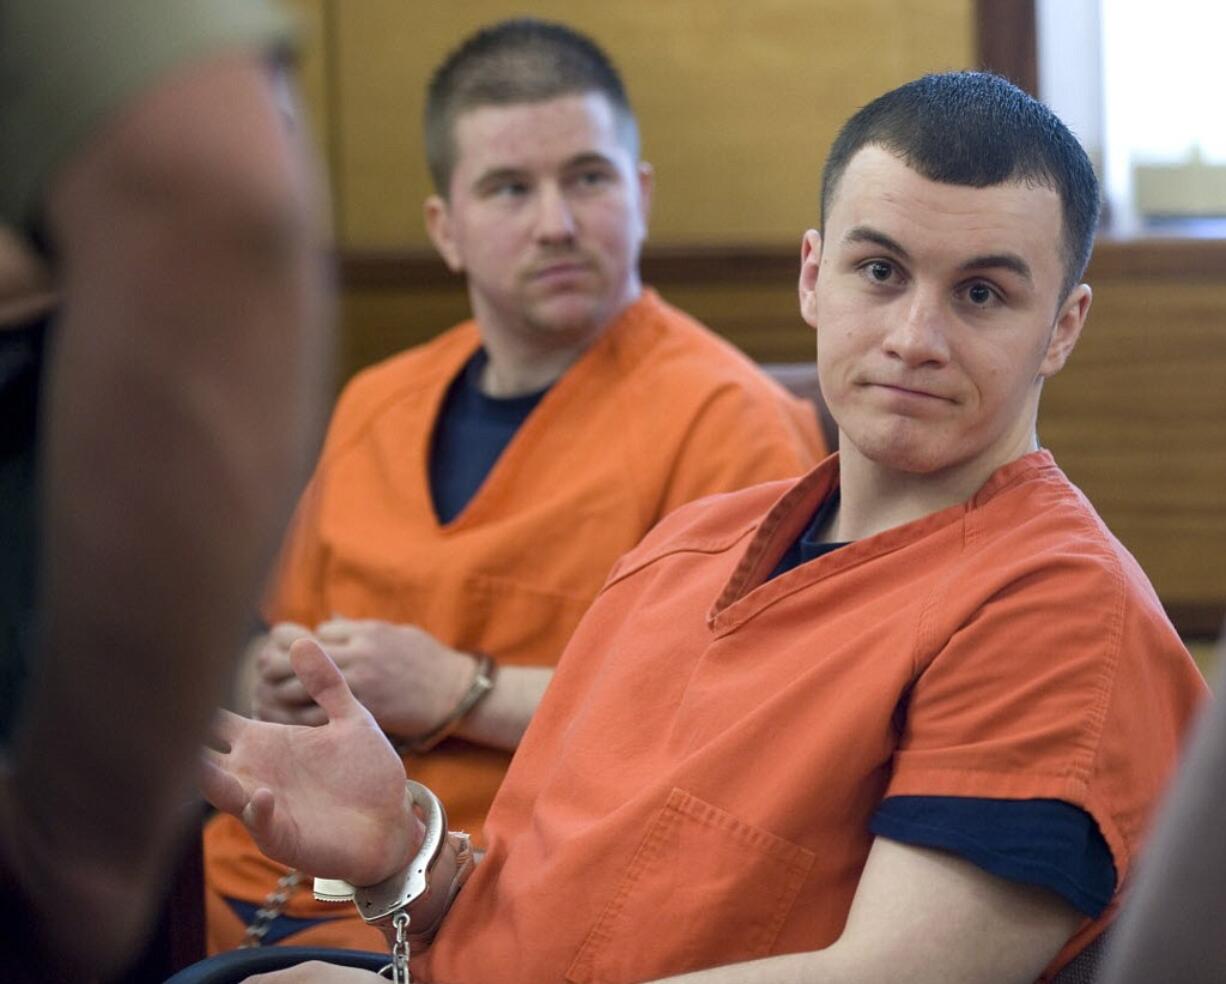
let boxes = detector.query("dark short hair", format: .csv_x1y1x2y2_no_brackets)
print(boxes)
425,18,637,196
820,72,1100,299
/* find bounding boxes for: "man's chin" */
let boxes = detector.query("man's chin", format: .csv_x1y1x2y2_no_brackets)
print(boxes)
845,429,954,476
525,295,610,336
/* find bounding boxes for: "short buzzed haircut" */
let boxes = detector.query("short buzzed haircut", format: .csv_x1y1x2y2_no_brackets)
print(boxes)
821,72,1100,300
425,18,638,196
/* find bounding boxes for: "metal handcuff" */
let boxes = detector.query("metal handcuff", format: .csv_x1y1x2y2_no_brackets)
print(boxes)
314,780,462,984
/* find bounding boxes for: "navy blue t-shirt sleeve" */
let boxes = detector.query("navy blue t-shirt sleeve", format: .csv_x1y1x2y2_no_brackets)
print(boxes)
870,796,1117,917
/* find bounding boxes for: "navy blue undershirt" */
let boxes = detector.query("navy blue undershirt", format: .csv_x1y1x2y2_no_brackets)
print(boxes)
765,491,1117,916
768,489,848,579
428,349,550,524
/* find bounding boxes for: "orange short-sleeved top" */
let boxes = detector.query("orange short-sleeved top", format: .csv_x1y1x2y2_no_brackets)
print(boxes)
204,289,824,931
423,451,1207,984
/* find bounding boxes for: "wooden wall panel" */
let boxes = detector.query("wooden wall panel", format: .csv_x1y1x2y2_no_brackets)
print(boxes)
326,0,972,248
310,0,1223,632
337,240,1226,634
1039,262,1226,627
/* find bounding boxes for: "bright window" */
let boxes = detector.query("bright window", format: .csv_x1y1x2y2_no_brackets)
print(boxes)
1038,0,1226,232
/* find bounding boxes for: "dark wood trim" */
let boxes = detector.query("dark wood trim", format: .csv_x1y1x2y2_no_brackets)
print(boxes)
341,249,460,289
1165,603,1226,641
340,237,1226,290
975,0,1038,95
340,244,802,290
1090,236,1226,280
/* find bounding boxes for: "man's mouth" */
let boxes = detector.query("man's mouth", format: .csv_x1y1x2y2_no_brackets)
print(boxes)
865,381,954,403
529,260,590,281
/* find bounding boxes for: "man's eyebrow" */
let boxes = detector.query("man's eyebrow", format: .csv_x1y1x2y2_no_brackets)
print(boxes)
564,151,618,170
472,166,528,189
842,226,911,260
959,253,1033,283
843,226,1035,284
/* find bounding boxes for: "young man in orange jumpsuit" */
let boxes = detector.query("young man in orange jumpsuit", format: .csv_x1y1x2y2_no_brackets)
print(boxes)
202,19,824,953
205,72,1208,984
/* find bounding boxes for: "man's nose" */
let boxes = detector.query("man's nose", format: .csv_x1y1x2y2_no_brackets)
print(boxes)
534,183,577,243
883,288,951,367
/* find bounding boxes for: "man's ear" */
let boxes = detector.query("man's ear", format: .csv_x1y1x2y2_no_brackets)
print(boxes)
424,195,463,273
1039,283,1092,379
636,161,655,229
798,229,823,329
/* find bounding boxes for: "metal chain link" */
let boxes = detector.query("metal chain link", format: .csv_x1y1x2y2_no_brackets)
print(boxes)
378,911,412,983
239,868,303,948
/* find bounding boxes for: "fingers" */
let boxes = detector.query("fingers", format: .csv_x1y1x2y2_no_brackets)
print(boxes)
248,962,386,983
210,707,250,747
243,786,277,835
270,621,314,647
255,672,314,709
315,617,356,642
289,638,366,723
259,627,311,684
200,752,248,816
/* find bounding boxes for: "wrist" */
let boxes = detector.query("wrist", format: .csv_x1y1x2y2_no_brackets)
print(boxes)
403,830,474,947
314,781,473,951
399,653,498,754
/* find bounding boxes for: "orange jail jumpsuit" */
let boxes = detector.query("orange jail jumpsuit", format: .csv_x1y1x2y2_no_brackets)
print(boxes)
420,451,1208,983
204,288,825,951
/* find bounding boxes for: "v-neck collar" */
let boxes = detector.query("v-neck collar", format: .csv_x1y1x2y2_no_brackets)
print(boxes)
427,291,659,532
706,450,1059,635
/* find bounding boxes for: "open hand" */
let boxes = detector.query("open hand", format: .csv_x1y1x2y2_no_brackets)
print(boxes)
202,639,420,885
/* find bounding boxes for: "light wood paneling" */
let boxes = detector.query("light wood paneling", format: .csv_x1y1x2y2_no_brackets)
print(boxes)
325,0,972,248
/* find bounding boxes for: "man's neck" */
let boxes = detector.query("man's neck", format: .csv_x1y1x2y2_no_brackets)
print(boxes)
476,335,590,397
829,434,1039,543
473,292,640,398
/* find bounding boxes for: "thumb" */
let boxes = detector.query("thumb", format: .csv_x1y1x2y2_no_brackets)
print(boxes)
289,638,366,722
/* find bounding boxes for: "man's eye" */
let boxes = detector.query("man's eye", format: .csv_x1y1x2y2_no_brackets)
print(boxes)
573,169,611,188
966,282,998,305
865,261,894,282
490,181,528,198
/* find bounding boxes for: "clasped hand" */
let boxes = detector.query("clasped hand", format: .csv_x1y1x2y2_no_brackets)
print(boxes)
251,618,476,739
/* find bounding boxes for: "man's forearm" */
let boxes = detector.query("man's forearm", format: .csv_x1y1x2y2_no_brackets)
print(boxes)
453,664,553,751
7,55,330,974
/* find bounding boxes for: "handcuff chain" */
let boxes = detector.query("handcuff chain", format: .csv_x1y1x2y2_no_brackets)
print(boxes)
378,911,412,983
239,868,303,948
